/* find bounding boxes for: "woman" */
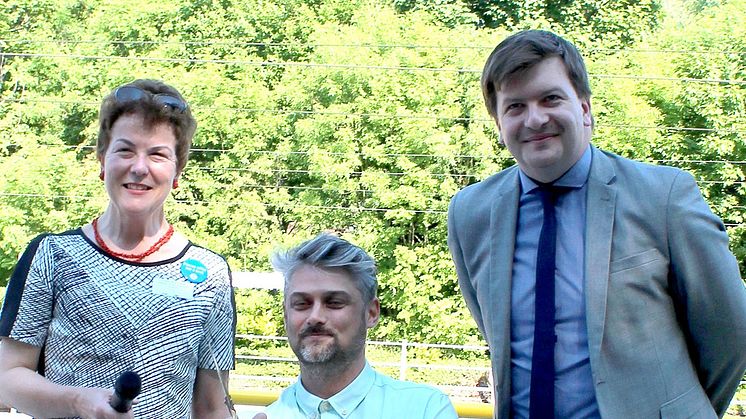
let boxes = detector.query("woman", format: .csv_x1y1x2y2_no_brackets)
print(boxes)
0,80,235,418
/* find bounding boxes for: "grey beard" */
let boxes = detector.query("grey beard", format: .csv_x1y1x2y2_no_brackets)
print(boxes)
298,339,360,383
297,335,365,374
299,340,338,364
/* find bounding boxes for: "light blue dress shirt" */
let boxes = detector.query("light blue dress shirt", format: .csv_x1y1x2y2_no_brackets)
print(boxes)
510,145,601,418
263,362,458,419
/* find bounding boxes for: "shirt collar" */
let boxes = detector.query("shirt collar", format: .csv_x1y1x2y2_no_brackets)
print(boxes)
294,379,322,417
519,144,592,195
294,362,376,418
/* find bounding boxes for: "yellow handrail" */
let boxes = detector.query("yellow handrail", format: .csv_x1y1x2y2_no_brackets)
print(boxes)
231,390,279,407
230,390,493,418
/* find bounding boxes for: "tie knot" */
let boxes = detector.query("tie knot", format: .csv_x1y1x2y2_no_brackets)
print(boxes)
536,184,570,206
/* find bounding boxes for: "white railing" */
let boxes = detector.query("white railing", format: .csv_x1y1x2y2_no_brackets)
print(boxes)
234,334,746,410
234,334,494,403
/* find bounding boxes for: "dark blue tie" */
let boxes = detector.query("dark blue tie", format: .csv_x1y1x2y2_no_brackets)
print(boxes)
529,185,561,418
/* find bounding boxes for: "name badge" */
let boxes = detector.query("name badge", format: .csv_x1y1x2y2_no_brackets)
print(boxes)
181,259,208,284
152,276,194,300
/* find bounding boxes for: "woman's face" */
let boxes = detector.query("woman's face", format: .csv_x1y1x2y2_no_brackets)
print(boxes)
101,113,179,218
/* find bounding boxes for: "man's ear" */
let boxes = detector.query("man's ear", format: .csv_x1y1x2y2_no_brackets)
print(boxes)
366,298,380,329
581,98,593,127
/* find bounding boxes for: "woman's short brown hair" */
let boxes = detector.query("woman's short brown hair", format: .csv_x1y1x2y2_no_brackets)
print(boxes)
97,79,197,173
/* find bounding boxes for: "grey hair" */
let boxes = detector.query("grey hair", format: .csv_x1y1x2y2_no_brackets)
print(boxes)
271,233,378,303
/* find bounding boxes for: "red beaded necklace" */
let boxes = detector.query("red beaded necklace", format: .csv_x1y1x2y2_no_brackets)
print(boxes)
92,217,174,262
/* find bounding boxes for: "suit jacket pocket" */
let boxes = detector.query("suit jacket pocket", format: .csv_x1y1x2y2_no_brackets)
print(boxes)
660,385,716,419
610,248,663,274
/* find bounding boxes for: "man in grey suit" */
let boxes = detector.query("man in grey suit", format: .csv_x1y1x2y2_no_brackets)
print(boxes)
447,30,746,418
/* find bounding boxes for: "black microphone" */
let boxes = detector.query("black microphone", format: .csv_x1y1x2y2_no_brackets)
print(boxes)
109,371,141,413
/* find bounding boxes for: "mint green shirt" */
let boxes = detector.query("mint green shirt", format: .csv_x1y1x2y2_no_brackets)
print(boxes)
264,362,458,419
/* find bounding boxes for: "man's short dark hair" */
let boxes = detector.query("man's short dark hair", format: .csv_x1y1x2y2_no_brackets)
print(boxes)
481,30,592,121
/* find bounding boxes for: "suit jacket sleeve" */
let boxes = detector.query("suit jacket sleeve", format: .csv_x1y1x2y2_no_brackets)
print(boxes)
666,170,746,416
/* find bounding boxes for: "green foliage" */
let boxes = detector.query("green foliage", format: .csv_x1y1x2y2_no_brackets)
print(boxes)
235,289,284,337
639,0,746,276
683,0,722,13
376,244,481,344
391,0,663,48
0,0,743,349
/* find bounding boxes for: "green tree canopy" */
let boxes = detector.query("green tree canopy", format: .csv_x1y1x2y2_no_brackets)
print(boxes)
0,0,743,345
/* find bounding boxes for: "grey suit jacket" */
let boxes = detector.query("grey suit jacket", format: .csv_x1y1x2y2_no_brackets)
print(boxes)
447,146,746,419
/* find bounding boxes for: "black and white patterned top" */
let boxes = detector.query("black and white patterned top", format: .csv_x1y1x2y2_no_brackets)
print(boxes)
0,229,236,418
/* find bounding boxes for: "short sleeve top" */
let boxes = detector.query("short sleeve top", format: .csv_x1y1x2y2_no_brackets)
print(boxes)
0,229,236,418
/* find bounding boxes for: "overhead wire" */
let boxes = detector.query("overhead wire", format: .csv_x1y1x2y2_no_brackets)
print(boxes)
2,98,745,135
1,41,744,228
4,141,746,167
1,193,742,228
10,162,746,182
2,39,745,56
0,193,448,214
1,52,745,85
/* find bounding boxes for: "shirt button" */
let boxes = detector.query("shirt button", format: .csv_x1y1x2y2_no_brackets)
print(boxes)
319,401,332,412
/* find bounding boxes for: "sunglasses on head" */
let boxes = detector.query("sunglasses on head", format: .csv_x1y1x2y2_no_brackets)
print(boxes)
114,85,188,113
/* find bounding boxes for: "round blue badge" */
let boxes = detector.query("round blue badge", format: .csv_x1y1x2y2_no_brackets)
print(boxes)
181,259,208,283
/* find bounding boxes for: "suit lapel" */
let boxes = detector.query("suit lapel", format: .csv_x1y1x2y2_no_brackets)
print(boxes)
584,147,616,380
489,168,520,415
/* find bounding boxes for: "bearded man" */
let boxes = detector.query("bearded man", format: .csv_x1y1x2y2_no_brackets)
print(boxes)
259,233,457,419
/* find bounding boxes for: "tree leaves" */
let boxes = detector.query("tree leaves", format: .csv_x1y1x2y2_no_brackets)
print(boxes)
0,0,742,345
